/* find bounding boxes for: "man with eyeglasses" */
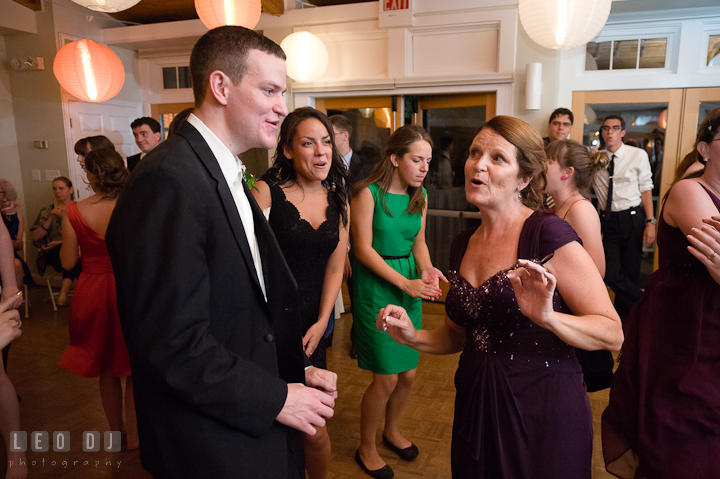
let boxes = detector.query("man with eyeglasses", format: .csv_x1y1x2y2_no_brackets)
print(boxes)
543,107,574,146
593,114,655,321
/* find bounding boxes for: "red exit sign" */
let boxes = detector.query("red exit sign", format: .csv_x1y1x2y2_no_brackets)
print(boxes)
384,0,409,11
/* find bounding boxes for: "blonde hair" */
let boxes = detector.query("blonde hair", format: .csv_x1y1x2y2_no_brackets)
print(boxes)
545,140,608,195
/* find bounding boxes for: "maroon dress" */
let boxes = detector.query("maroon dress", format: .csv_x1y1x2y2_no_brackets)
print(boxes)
58,202,131,378
446,212,592,479
602,185,720,479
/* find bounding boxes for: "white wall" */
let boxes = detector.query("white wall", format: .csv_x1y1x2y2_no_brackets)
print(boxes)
0,35,25,215
2,0,142,276
557,7,720,108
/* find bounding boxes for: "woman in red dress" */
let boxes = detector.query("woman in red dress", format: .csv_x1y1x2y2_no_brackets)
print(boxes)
58,148,137,450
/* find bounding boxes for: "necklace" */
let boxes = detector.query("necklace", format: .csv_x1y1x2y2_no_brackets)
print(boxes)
553,192,582,216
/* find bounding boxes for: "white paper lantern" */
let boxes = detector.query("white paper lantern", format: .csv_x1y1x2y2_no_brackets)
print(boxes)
518,0,612,50
280,31,329,83
70,0,141,13
194,0,261,30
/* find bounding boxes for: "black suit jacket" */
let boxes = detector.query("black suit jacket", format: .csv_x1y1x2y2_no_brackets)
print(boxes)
126,153,141,172
107,122,307,479
348,150,372,185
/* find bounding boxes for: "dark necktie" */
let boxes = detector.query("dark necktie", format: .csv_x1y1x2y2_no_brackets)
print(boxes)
604,155,616,221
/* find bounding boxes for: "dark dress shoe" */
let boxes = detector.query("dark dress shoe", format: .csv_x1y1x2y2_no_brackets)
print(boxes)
355,449,394,479
349,343,357,359
382,435,419,461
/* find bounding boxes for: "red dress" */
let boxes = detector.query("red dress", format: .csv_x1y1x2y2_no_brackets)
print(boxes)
58,202,131,378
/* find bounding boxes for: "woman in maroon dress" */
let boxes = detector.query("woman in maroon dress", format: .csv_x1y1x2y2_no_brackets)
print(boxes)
58,148,137,450
602,108,720,478
377,116,623,479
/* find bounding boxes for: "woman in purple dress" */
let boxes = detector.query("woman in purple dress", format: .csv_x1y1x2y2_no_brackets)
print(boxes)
377,115,623,479
602,108,720,478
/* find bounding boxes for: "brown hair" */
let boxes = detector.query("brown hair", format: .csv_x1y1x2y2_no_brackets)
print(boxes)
84,148,128,198
74,135,115,156
190,26,286,108
545,140,608,195
329,114,353,136
261,107,349,227
52,176,75,201
354,125,433,216
477,116,547,210
168,108,194,137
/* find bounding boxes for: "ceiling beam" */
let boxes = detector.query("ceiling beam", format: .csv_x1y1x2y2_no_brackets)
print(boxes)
262,0,284,16
11,0,42,11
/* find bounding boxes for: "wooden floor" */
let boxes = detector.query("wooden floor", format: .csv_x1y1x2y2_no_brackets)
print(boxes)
1,286,614,478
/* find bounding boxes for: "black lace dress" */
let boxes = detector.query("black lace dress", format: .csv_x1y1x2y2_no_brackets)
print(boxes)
267,183,339,369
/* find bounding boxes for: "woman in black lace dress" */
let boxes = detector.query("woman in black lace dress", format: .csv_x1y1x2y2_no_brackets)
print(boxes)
253,107,349,479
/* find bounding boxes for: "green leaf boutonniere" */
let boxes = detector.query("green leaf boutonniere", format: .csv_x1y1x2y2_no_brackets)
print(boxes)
244,170,258,192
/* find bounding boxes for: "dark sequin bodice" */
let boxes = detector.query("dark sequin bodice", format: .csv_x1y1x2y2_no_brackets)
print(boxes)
446,264,578,371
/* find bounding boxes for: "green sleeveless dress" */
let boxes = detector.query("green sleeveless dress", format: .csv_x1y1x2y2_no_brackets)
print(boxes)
353,183,424,374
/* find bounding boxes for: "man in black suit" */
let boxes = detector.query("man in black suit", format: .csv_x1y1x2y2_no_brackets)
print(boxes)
106,26,337,479
330,114,372,184
127,117,161,172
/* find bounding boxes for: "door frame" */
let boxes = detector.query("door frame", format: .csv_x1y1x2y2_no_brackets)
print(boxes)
571,89,684,203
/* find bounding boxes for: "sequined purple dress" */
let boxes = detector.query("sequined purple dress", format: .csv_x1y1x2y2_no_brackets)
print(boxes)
445,212,592,479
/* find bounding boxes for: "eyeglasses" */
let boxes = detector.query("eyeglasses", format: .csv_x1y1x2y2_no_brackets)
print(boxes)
601,125,623,132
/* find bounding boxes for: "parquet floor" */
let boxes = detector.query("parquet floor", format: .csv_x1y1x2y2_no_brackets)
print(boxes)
1,285,614,478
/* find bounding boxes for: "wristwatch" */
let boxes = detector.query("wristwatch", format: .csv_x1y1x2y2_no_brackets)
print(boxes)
646,217,657,225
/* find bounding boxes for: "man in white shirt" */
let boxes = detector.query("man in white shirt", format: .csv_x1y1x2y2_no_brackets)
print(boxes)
127,117,161,172
107,26,337,479
593,115,656,320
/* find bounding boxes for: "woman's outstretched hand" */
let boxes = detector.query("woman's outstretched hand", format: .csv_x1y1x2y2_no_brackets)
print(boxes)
421,267,448,299
403,278,441,300
688,215,720,285
377,304,416,346
506,259,557,329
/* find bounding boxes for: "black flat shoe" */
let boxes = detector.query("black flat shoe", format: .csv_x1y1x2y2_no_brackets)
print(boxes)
382,435,419,461
355,449,394,479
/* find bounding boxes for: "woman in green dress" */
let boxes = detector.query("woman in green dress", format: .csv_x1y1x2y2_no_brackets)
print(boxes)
352,125,447,478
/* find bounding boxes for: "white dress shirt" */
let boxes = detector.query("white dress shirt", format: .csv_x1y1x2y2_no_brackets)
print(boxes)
593,143,653,213
187,114,267,300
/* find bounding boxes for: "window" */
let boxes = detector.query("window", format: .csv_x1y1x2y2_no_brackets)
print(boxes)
586,38,667,71
708,35,720,66
162,66,192,90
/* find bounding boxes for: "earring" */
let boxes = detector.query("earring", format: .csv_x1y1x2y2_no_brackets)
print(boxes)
561,175,567,180
700,157,709,165
517,192,522,201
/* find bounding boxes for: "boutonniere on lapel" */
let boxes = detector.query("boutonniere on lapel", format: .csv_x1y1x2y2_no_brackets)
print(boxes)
239,162,258,192
244,170,258,191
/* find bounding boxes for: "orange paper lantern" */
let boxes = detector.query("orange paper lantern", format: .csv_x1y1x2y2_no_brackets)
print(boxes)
53,39,125,103
194,0,262,30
